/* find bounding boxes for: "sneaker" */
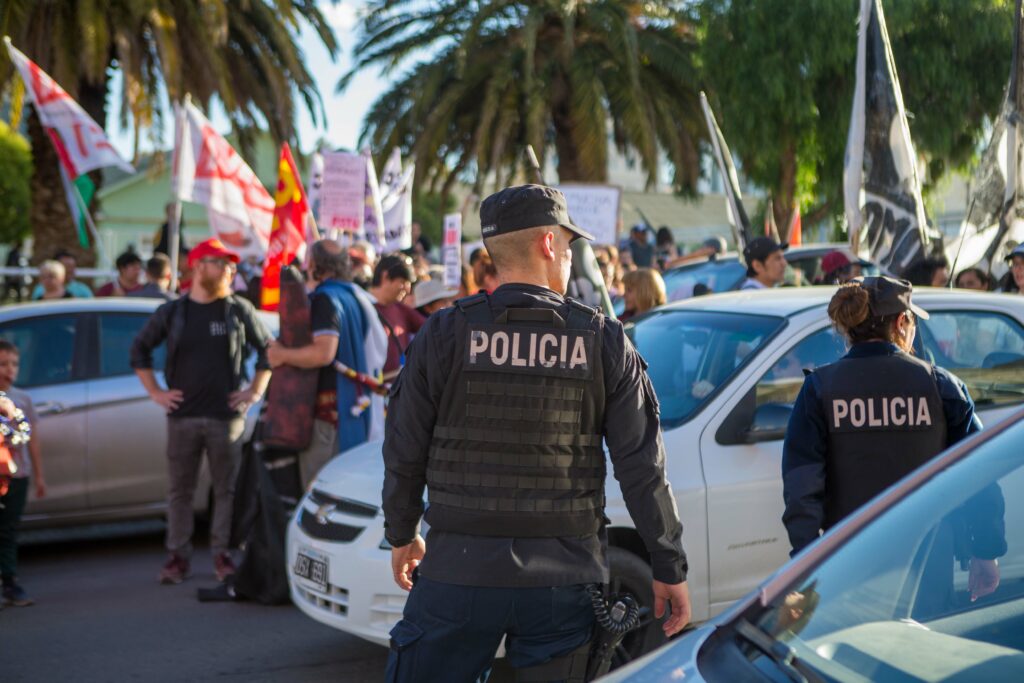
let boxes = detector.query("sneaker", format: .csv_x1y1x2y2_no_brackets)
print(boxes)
2,582,33,607
214,553,236,583
158,555,190,585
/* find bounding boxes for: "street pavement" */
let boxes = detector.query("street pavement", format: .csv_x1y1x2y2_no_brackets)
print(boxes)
6,524,386,682
7,523,517,682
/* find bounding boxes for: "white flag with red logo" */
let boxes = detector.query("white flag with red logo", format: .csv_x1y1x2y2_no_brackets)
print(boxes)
172,99,273,260
5,39,133,177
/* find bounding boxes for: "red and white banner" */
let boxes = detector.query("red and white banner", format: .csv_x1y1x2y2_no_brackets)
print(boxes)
5,39,133,178
172,100,273,260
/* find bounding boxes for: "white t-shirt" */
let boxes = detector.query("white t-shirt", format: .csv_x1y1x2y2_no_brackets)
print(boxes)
4,386,37,479
740,278,769,290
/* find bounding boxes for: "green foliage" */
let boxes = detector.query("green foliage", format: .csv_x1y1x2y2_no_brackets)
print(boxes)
699,0,1013,227
411,192,457,248
0,0,339,152
346,1,705,198
0,120,31,244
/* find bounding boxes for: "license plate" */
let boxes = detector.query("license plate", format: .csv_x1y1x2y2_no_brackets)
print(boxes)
294,548,328,592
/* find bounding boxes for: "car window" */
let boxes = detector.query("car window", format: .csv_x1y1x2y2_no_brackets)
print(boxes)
628,310,785,428
0,315,79,388
662,260,746,301
98,313,165,377
916,311,1024,409
739,416,1024,682
755,327,848,409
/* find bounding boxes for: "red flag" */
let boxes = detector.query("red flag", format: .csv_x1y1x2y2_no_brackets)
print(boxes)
261,143,311,311
788,206,803,246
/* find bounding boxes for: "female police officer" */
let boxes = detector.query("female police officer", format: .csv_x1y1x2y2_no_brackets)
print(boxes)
781,276,1002,605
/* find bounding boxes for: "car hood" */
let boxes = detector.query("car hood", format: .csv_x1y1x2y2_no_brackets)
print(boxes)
309,439,388,506
600,623,714,681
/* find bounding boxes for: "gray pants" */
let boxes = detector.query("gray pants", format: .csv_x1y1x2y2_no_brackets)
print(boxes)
298,419,340,489
165,416,245,558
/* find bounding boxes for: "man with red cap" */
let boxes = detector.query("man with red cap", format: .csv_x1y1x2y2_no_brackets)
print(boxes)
131,238,272,585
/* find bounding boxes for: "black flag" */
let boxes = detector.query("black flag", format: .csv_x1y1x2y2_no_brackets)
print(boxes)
700,92,754,253
953,0,1024,273
844,0,936,277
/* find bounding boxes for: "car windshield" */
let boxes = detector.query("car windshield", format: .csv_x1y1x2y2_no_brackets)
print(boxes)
627,310,785,428
733,411,1024,682
662,259,746,301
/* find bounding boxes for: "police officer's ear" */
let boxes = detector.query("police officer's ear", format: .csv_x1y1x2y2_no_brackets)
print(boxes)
541,229,558,260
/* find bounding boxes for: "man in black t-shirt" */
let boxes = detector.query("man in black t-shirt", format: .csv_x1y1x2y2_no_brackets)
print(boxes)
132,239,271,586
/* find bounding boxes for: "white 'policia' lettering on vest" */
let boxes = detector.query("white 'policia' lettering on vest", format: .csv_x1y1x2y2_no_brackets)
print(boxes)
468,329,590,370
831,396,933,429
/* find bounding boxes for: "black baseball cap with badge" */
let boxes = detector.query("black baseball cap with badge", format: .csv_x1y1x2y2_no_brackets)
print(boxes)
480,184,595,242
742,236,788,263
852,275,930,320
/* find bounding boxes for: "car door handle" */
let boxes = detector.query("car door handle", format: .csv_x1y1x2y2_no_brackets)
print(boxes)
36,401,67,416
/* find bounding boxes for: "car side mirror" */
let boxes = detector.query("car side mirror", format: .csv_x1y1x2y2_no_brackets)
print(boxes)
743,403,793,443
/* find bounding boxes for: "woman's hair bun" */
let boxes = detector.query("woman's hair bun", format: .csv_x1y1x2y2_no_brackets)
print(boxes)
828,284,871,331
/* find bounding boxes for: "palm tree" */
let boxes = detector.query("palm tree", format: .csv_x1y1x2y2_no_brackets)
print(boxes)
0,0,338,265
343,1,704,202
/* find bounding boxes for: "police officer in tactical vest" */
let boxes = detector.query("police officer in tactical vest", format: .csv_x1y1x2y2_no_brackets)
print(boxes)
382,185,690,682
782,276,1002,604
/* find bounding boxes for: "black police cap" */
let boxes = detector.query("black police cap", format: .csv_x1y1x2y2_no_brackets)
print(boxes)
480,185,594,242
853,275,930,320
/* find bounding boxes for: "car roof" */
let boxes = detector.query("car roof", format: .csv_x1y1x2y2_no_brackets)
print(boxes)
664,242,852,272
0,297,161,320
652,286,1024,319
0,297,279,329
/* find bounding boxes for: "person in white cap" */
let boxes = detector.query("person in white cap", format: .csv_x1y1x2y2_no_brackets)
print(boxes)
413,279,459,318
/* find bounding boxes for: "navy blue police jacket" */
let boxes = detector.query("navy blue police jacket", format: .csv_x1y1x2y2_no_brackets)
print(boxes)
782,341,994,556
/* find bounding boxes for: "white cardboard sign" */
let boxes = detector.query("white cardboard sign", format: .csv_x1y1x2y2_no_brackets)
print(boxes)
556,184,622,245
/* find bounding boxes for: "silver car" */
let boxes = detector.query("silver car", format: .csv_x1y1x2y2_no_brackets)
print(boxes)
0,298,275,529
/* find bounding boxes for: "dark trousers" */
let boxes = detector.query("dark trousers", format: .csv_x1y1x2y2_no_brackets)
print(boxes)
0,477,29,580
165,416,245,558
386,577,594,683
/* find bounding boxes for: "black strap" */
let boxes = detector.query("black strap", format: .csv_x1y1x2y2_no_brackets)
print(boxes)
428,490,602,514
455,293,492,323
426,469,603,491
466,381,584,402
566,299,597,330
429,446,604,469
515,641,591,683
432,425,602,447
465,403,581,424
495,307,566,328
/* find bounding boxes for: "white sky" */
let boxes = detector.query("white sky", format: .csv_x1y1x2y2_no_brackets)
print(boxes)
106,1,387,158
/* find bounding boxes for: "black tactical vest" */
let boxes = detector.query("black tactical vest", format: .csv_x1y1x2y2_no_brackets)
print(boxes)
816,350,945,529
424,293,607,538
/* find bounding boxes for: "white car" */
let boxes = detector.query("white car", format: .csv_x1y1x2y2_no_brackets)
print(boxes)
287,287,1024,659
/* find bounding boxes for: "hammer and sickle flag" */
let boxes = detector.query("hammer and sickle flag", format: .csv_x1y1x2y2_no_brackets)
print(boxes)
261,142,312,311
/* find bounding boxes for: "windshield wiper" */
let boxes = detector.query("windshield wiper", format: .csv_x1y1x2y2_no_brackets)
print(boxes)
733,618,827,683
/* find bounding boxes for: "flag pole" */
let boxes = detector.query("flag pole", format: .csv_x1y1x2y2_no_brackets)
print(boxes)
168,95,189,293
69,179,108,266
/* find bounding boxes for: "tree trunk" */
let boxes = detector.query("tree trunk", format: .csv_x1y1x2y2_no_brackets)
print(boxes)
26,110,90,266
775,142,797,242
550,71,605,184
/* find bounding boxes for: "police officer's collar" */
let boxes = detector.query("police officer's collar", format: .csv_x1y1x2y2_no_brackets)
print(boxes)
846,341,902,358
491,283,566,300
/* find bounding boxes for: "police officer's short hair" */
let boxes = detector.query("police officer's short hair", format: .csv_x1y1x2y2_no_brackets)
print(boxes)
310,240,351,281
372,254,414,286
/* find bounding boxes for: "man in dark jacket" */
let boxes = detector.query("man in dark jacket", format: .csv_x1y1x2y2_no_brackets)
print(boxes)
131,238,271,585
